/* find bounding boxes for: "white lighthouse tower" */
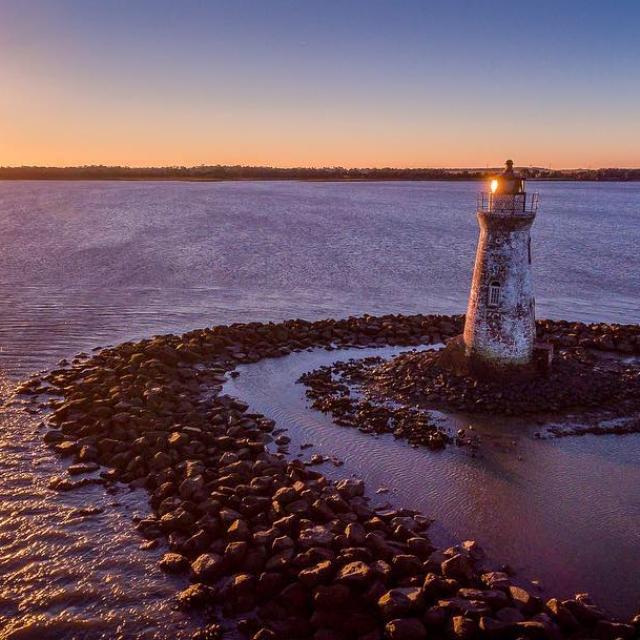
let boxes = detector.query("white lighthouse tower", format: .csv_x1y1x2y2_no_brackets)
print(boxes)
460,160,540,378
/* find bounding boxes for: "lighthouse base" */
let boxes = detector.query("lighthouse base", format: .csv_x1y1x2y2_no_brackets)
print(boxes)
438,335,553,381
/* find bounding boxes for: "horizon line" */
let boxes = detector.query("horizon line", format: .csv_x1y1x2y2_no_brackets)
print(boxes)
2,163,640,171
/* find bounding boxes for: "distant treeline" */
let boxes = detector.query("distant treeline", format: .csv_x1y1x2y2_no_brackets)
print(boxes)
1,165,639,181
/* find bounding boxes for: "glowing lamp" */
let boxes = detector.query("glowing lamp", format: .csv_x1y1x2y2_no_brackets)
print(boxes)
490,179,499,193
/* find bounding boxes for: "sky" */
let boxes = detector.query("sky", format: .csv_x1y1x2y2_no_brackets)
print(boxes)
1,0,639,168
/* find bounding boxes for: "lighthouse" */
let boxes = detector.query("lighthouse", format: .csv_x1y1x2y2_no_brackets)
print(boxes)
461,160,539,378
440,160,547,379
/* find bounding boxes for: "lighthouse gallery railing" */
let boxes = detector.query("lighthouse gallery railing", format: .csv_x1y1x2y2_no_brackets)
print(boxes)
477,192,539,215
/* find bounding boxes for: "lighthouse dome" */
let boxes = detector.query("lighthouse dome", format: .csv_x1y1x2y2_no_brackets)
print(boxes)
492,159,524,195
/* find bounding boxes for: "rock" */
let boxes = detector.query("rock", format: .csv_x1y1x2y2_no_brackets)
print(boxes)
151,451,172,470
450,615,477,639
298,560,335,587
299,525,334,548
168,431,189,447
48,476,105,491
545,598,579,631
345,522,366,546
176,583,216,610
438,597,491,619
513,620,552,639
479,616,515,637
313,584,351,609
179,474,205,500
256,572,286,599
391,554,423,577
159,552,189,574
423,573,453,599
442,554,474,582
406,537,433,559
191,553,224,582
285,499,310,515
377,587,423,619
335,561,373,587
55,441,78,456
44,430,65,444
224,541,248,566
495,607,525,624
160,508,194,532
461,540,484,560
272,535,295,553
458,588,508,609
565,593,608,625
481,572,511,591
227,518,251,541
278,581,310,611
192,623,223,640
227,573,257,611
273,486,298,504
384,618,427,640
78,444,98,461
67,462,100,475
509,585,541,614
336,478,365,498
139,539,159,551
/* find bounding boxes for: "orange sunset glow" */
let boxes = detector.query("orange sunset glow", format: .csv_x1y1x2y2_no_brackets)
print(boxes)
1,1,638,169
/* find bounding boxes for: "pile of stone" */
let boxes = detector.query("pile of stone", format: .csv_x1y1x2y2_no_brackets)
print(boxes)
536,319,640,354
365,345,640,416
16,313,640,639
299,358,451,450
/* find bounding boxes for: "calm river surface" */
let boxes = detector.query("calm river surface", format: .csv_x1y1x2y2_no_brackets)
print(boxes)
0,180,639,637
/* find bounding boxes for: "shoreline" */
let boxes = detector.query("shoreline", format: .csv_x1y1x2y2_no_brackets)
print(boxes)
2,177,640,183
16,313,640,639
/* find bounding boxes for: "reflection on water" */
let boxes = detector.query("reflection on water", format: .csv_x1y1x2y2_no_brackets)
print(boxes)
225,345,640,618
0,180,638,635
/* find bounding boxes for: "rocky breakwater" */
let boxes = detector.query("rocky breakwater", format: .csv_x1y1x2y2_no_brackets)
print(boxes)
364,322,640,418
298,356,452,451
17,314,640,639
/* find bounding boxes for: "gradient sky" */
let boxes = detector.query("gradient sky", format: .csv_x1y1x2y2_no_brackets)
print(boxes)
1,0,639,168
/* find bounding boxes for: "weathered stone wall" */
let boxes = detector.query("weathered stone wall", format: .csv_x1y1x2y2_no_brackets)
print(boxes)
463,211,536,371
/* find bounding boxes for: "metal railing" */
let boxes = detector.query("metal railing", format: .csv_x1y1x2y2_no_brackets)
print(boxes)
477,192,539,215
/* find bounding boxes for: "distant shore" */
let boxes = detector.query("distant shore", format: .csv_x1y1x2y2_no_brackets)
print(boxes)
2,165,640,182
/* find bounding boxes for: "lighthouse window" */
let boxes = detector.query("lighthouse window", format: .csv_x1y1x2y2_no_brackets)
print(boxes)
488,282,501,307
528,238,532,264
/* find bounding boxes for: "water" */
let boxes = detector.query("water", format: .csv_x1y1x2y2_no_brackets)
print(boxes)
225,345,640,619
1,180,638,377
0,180,639,636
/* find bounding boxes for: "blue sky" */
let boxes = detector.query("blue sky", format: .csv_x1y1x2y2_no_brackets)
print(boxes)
1,0,639,167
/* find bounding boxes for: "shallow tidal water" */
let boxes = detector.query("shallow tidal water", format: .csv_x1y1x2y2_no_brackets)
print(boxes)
225,345,640,619
0,180,639,637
